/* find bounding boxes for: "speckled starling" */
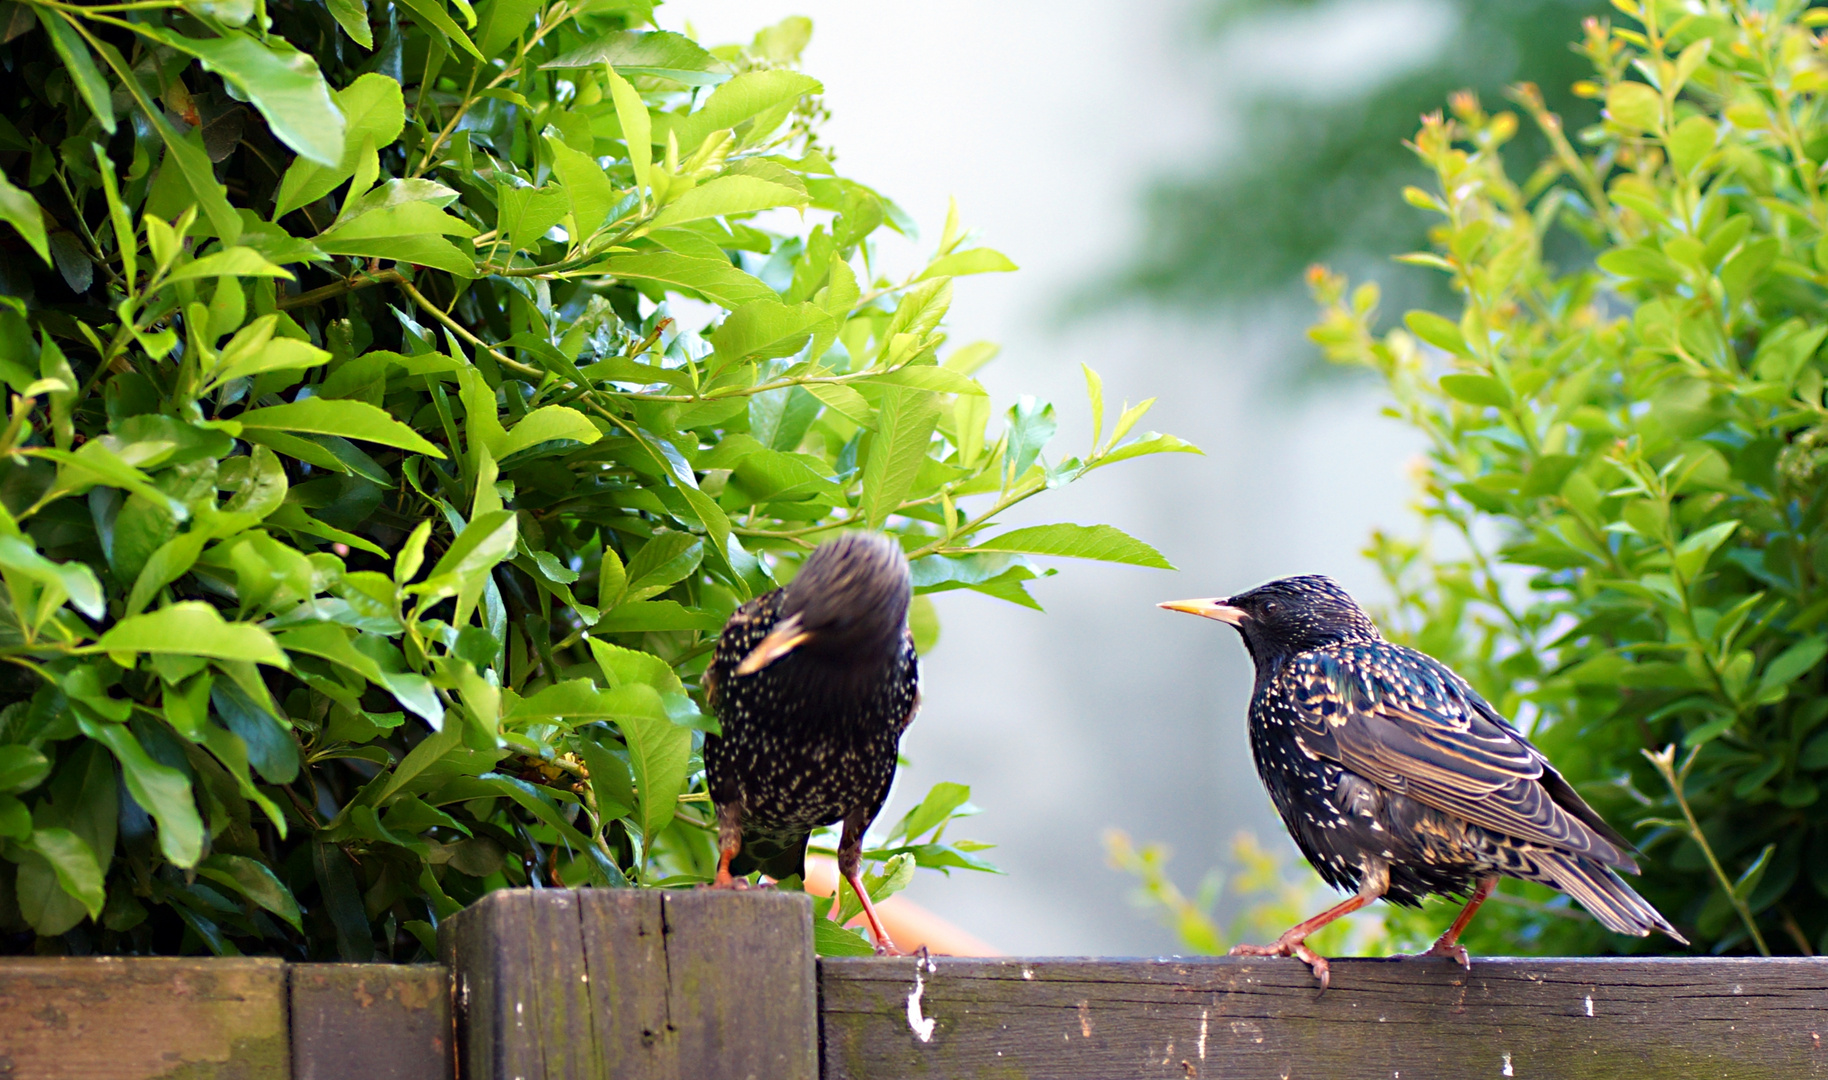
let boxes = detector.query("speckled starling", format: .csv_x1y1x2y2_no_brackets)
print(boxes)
1161,575,1684,989
703,531,918,953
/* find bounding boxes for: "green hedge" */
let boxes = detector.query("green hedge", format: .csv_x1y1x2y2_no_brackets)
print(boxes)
0,2,1191,957
1313,0,1828,956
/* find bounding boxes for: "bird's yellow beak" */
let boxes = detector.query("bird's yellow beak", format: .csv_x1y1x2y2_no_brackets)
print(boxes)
1157,598,1248,625
736,613,811,675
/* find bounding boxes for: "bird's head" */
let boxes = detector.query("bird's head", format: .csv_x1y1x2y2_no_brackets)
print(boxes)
736,531,912,675
1158,574,1381,670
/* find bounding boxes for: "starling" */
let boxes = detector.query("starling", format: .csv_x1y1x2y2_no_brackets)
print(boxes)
703,531,918,953
1161,575,1684,989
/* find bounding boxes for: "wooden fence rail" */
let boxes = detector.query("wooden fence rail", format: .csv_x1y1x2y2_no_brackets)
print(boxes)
0,889,1822,1079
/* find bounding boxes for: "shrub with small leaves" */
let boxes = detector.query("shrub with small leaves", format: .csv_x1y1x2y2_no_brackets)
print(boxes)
0,1,1192,958
1309,0,1828,957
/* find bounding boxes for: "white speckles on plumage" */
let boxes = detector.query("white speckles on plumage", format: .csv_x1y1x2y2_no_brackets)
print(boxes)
1189,574,1683,942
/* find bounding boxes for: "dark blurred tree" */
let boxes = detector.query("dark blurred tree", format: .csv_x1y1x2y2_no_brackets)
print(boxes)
1120,0,1609,314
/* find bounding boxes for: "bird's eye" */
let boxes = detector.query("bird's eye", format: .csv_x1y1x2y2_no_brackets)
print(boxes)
1261,599,1279,614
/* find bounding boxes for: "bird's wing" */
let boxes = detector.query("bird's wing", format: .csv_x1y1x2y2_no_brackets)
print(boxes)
705,589,786,712
1283,643,1635,869
896,629,920,735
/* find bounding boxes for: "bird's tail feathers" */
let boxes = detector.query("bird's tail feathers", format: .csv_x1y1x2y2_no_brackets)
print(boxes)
1538,850,1687,944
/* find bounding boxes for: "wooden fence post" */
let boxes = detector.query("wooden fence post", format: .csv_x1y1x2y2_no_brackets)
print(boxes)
441,887,817,1080
0,956,289,1079
289,963,453,1080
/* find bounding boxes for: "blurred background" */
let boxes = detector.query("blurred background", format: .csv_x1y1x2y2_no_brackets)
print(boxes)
675,0,1605,955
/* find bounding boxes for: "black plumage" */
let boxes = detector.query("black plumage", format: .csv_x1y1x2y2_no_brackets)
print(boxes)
1162,575,1684,989
703,531,918,952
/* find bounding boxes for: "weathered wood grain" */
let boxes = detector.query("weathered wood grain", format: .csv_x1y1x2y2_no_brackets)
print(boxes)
289,963,451,1080
442,887,817,1080
820,955,1828,1080
0,956,289,1079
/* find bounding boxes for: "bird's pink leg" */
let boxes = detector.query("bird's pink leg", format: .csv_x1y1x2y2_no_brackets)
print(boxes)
708,801,747,890
837,808,904,955
843,868,904,955
1405,874,1496,969
1231,865,1387,991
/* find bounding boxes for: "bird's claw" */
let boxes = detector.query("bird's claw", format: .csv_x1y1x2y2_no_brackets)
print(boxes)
1404,938,1471,970
704,869,748,890
1229,936,1332,991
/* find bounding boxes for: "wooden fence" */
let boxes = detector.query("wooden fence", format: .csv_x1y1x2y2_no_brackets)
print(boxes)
1,888,1823,1079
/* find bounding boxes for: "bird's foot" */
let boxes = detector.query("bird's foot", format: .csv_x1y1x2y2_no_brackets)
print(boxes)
1403,937,1471,970
704,868,748,890
1229,934,1332,991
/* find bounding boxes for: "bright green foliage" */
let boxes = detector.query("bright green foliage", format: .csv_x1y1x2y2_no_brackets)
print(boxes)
0,3,1191,957
1308,0,1828,957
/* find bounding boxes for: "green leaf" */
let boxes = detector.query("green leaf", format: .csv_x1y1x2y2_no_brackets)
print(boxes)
0,534,105,619
0,170,48,266
25,827,104,920
135,27,344,166
36,11,113,135
1674,519,1739,580
604,252,776,308
473,0,540,57
676,70,821,150
163,247,292,286
236,398,445,457
423,509,518,587
491,405,601,460
274,74,405,218
91,602,288,666
592,600,724,633
586,638,684,695
547,136,618,236
710,299,832,365
1607,80,1663,132
197,853,301,928
393,0,483,59
917,247,1018,281
1003,395,1055,482
542,30,732,84
1404,310,1470,355
860,386,941,529
325,0,373,48
619,533,703,603
620,700,691,848
972,523,1173,568
1094,432,1202,467
891,781,972,843
603,64,652,199
78,717,204,867
1732,842,1775,902
0,746,50,793
577,738,633,821
1760,636,1827,695
651,176,810,229
812,914,875,957
205,314,330,390
317,231,476,276
495,184,569,254
126,531,209,616
1439,373,1512,408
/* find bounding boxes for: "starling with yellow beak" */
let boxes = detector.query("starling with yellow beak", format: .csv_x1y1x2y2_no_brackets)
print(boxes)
703,532,918,954
1161,575,1683,989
